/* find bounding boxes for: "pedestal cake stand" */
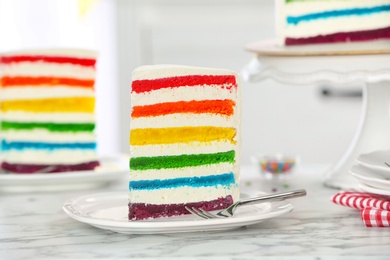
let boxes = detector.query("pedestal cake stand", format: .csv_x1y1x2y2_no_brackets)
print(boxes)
241,39,390,190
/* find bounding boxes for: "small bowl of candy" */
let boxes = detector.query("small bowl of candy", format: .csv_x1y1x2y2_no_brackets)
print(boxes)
252,153,299,180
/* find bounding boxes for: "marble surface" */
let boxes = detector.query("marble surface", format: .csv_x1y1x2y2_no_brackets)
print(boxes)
1,164,390,259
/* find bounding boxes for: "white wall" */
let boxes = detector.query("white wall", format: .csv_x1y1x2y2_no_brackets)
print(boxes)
116,0,362,165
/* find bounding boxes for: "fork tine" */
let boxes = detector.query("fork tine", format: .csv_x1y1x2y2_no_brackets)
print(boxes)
184,206,209,219
185,206,213,219
199,208,219,219
184,206,198,216
191,207,213,219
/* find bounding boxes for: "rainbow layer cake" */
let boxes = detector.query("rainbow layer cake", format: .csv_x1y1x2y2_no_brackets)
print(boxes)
276,0,390,45
129,65,241,220
0,49,100,173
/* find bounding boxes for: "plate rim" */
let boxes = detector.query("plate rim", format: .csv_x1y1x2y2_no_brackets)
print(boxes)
358,182,390,196
0,155,128,181
0,155,129,192
63,191,294,232
245,39,390,56
350,164,390,187
356,150,390,172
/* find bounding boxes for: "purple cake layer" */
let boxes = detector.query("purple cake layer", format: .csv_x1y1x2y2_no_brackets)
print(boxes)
285,26,390,46
1,161,100,174
129,195,234,220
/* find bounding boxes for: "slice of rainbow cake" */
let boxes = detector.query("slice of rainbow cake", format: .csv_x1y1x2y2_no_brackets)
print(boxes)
0,49,100,173
129,65,241,220
277,0,390,46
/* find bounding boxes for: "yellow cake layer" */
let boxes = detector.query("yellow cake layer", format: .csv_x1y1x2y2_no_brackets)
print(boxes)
130,126,236,146
0,97,95,113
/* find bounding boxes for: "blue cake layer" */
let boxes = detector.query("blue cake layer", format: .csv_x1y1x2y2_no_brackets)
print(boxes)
129,172,236,190
287,4,390,25
1,140,96,151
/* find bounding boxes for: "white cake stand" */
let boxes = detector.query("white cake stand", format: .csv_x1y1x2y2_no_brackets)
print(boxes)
241,39,390,190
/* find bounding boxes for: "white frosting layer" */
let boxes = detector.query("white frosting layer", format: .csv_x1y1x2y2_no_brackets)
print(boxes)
2,48,97,59
1,150,98,164
1,62,96,79
130,140,235,157
0,87,95,100
0,112,95,123
129,185,239,204
285,13,390,38
130,114,235,129
130,162,236,181
132,64,238,80
1,129,96,142
131,84,237,106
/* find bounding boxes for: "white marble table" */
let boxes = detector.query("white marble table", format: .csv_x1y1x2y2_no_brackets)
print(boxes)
1,164,390,259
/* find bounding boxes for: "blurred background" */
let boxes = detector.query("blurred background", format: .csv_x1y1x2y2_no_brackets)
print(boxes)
0,0,363,166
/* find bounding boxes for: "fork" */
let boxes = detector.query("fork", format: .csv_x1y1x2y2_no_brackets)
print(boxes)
185,189,307,219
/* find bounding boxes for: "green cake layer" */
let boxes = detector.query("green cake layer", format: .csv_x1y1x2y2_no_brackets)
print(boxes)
1,121,95,132
130,150,235,171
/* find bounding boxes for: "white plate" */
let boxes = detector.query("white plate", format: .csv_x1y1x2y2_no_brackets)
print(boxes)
350,164,390,191
358,182,390,197
357,150,390,172
0,156,128,192
245,39,390,56
63,192,294,234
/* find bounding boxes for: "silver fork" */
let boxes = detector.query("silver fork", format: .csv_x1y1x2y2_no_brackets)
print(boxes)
185,189,307,219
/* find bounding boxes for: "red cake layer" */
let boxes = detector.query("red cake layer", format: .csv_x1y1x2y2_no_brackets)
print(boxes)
0,55,96,67
129,195,234,220
1,161,100,174
285,26,390,46
131,75,237,94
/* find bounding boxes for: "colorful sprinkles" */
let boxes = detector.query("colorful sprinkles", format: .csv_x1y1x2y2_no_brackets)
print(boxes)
260,158,295,174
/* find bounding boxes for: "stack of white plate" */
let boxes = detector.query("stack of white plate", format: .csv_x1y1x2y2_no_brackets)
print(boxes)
350,150,390,196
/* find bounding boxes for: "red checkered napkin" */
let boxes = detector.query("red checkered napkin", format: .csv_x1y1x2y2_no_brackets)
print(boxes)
361,207,390,227
331,191,390,227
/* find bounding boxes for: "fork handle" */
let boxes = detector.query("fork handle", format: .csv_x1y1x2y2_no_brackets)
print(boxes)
238,189,307,207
